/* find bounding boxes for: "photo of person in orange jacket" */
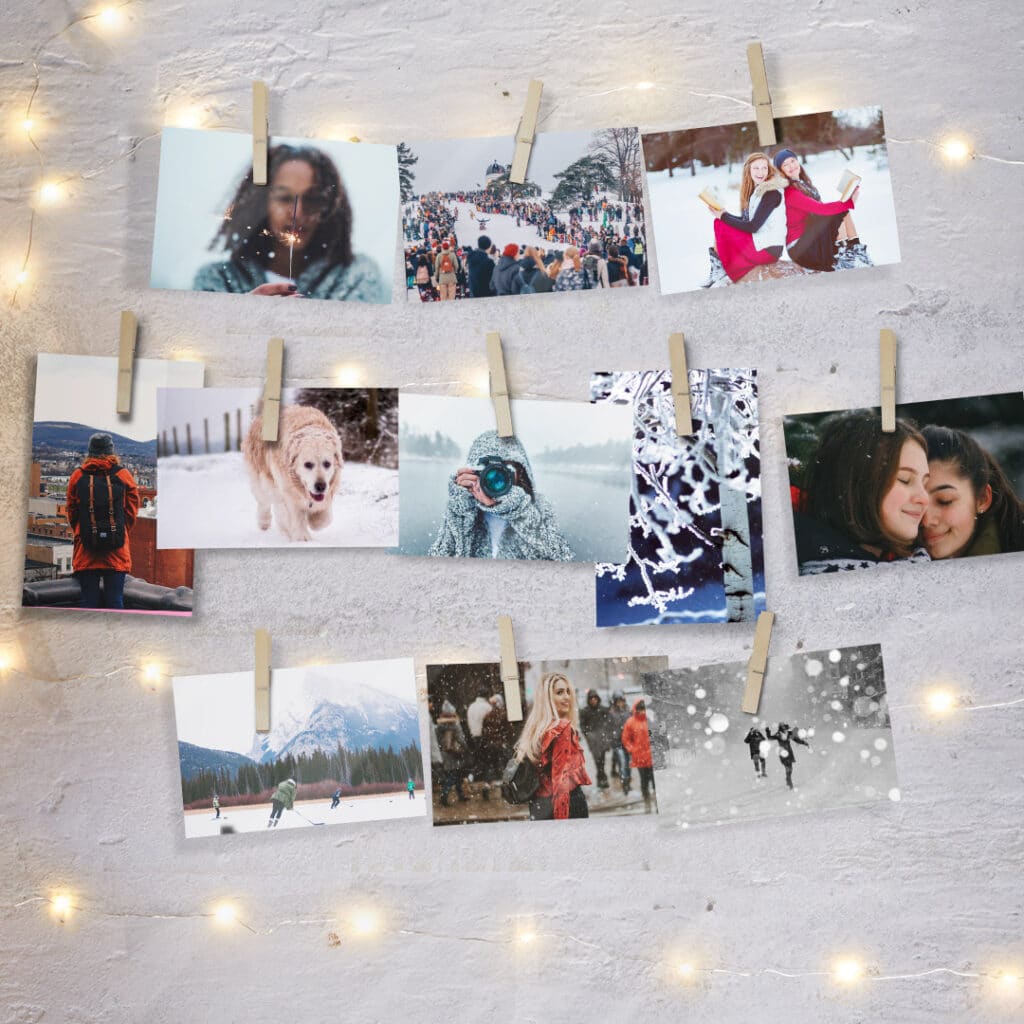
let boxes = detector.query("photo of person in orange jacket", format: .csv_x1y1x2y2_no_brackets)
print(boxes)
65,433,140,609
620,699,657,813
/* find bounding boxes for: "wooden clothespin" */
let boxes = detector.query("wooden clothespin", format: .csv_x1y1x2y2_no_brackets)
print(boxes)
497,615,523,722
742,611,774,714
880,329,897,433
255,629,271,733
668,332,693,436
253,80,269,185
486,332,514,437
262,337,284,442
508,80,543,185
116,311,137,415
746,43,776,147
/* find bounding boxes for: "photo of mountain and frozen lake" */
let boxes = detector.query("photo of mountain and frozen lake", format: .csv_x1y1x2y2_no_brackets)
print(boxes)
172,659,424,838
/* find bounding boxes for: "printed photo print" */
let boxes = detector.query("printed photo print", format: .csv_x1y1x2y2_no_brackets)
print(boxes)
591,368,765,626
173,659,424,839
150,127,398,303
24,354,203,616
427,656,667,825
157,387,398,549
646,645,899,828
784,393,1024,575
643,106,900,294
397,394,633,562
400,127,649,302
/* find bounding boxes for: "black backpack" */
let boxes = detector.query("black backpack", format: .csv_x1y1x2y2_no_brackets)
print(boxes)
501,754,540,804
582,254,599,289
76,467,127,550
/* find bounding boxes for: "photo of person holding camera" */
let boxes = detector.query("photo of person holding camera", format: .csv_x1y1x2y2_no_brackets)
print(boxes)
428,430,574,560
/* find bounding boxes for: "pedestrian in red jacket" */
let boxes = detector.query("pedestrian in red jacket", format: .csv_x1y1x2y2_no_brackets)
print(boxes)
65,433,140,609
621,699,657,812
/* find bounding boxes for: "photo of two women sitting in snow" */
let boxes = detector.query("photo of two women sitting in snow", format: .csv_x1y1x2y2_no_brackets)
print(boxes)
642,106,900,294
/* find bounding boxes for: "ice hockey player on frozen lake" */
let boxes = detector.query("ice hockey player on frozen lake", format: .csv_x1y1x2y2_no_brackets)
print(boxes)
744,727,768,779
765,723,810,790
267,778,297,827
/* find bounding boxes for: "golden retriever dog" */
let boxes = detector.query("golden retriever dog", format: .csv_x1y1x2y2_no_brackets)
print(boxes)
243,404,343,542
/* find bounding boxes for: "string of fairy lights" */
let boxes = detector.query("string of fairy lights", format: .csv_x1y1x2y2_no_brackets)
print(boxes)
4,0,1022,1003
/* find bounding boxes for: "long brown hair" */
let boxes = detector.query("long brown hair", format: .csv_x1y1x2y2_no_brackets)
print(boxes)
802,411,928,556
739,152,784,211
209,144,354,270
921,425,1024,554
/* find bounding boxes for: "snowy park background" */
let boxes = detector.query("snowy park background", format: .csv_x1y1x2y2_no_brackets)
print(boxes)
643,107,901,294
156,386,399,548
173,660,424,838
646,646,899,829
397,393,633,562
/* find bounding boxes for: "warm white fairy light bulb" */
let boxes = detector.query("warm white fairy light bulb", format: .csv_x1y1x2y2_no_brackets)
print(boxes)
213,903,236,925
96,7,122,29
38,182,62,204
51,893,72,918
516,928,537,945
142,663,162,685
833,958,863,984
350,910,379,936
999,971,1019,987
635,81,655,91
0,650,11,672
474,369,491,395
676,961,696,980
22,118,34,132
928,689,956,714
941,137,971,162
335,365,362,387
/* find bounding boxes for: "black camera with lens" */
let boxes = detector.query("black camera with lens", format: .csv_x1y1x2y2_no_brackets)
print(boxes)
476,456,516,500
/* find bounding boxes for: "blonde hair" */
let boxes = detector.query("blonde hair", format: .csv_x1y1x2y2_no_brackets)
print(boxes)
739,152,783,211
514,672,579,763
563,245,581,272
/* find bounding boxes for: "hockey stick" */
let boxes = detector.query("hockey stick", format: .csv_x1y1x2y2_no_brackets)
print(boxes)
291,808,325,827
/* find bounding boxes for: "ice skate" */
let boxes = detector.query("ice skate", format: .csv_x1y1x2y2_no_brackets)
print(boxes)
699,246,728,288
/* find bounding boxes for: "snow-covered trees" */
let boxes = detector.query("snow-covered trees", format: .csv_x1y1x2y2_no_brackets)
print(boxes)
294,388,398,468
550,153,617,208
591,369,764,625
397,142,418,202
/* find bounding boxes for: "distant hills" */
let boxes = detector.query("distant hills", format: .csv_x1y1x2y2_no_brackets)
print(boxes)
178,740,256,781
32,422,156,460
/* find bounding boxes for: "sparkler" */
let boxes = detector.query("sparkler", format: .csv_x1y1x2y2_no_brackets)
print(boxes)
287,195,299,279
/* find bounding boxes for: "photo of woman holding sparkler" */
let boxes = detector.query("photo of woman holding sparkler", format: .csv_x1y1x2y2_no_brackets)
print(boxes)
192,143,387,302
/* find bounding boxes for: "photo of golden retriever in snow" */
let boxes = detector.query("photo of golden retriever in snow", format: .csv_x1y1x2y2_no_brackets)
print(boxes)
243,404,344,542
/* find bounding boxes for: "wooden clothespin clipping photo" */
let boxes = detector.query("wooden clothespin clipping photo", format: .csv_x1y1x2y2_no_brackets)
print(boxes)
262,337,285,442
255,628,272,733
252,80,269,185
746,42,776,147
486,332,514,437
880,328,897,432
116,310,137,416
509,80,543,185
668,332,693,436
742,611,775,714
497,614,523,722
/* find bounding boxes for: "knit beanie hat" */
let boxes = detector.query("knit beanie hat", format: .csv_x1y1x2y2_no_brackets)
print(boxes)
773,148,798,169
477,235,492,250
502,243,519,258
88,433,115,456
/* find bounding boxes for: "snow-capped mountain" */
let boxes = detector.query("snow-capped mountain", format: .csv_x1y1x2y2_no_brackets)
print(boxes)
248,680,419,763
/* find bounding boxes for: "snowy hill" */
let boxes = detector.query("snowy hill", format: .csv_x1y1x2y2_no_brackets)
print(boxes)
248,682,420,763
157,451,399,548
178,740,257,781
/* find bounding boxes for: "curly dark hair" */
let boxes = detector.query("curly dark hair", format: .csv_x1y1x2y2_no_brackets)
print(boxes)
209,144,354,270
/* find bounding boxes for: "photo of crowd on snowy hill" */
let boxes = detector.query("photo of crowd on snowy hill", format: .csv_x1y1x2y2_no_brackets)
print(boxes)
646,645,899,828
398,128,649,303
397,393,633,563
784,392,1024,575
23,354,203,616
427,656,667,825
591,368,766,627
643,106,900,294
173,659,424,839
150,127,397,303
156,386,399,548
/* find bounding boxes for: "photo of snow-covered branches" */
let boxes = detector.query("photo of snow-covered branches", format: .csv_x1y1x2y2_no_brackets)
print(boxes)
591,369,765,626
173,659,424,839
397,393,633,563
399,127,649,302
156,386,398,548
644,645,899,829
643,106,900,294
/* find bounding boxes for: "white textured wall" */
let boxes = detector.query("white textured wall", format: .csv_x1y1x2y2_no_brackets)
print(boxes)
1,2,1022,1022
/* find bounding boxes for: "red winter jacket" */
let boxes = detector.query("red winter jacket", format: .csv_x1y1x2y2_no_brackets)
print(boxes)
66,457,140,573
783,188,855,245
534,719,591,819
621,701,653,769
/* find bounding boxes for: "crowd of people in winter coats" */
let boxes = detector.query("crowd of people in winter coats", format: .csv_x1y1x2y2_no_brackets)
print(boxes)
402,189,648,302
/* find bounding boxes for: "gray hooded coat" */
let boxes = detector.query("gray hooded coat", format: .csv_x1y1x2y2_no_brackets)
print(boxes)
428,431,574,561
